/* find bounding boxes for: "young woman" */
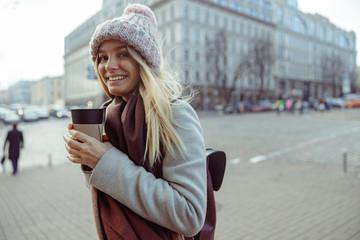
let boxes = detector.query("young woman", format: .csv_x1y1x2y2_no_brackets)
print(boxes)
63,4,207,240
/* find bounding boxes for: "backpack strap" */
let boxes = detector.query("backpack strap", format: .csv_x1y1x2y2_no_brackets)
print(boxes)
191,148,226,240
206,148,226,191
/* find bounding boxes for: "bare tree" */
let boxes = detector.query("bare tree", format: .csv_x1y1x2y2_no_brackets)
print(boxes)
348,69,358,94
205,29,249,107
246,38,275,100
205,31,274,106
205,29,228,106
320,53,344,97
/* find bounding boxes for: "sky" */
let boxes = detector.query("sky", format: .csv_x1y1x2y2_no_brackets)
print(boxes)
0,0,103,90
0,0,359,90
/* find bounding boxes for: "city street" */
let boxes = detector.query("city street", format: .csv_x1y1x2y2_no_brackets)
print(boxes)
0,109,359,239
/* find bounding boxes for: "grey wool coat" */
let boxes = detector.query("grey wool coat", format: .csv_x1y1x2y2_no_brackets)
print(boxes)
82,100,207,238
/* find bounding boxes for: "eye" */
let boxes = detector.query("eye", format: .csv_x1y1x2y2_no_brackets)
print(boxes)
98,55,108,62
118,52,130,58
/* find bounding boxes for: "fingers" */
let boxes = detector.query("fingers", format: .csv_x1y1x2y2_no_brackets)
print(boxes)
69,129,92,143
63,134,82,151
67,123,74,130
67,154,82,164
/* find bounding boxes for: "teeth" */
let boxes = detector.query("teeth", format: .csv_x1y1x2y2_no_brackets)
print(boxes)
109,76,126,81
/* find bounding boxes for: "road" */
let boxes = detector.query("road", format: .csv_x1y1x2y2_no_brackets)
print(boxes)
200,109,360,171
1,109,359,171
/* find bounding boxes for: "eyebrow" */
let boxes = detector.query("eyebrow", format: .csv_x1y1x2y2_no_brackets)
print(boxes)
98,45,127,54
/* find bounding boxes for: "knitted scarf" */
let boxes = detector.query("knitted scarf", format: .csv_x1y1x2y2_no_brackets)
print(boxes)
92,92,184,240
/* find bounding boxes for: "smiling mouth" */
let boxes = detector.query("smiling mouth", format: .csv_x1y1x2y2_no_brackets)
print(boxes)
108,76,126,81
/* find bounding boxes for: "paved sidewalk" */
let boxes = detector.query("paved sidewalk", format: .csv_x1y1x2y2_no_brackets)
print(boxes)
214,161,360,240
0,164,97,240
0,161,359,240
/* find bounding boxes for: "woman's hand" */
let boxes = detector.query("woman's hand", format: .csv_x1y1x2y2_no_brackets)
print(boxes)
63,124,113,169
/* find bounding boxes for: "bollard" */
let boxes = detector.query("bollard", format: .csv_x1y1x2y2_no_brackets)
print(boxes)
48,153,52,168
342,148,347,173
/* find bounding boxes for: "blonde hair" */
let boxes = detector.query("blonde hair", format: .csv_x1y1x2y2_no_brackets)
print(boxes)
95,46,191,166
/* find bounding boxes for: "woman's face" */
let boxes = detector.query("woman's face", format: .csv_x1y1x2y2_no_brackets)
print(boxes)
97,39,141,101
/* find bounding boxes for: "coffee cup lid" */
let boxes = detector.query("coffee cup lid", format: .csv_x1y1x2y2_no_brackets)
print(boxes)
71,108,105,124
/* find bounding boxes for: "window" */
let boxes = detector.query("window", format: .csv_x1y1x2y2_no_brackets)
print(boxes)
328,29,333,43
184,5,189,18
254,27,258,38
253,9,258,17
205,11,210,23
231,1,237,10
223,17,228,29
171,28,175,42
291,15,307,35
276,7,283,24
238,3,243,12
318,24,325,40
184,27,190,41
215,15,219,26
262,0,271,9
195,29,200,42
239,22,244,34
170,6,174,19
195,7,200,21
247,25,251,35
339,34,350,49
184,49,189,61
185,70,189,81
232,20,237,32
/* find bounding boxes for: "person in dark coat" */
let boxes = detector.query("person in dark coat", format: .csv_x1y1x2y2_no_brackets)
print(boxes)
3,122,24,175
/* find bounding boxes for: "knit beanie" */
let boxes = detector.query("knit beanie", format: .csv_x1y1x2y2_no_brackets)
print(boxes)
90,4,161,74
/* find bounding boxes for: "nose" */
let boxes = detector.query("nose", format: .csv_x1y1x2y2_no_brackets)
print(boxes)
105,57,118,71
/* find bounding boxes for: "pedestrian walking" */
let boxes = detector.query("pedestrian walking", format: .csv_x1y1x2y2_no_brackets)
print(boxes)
3,122,24,175
285,98,293,113
63,3,207,240
276,97,285,114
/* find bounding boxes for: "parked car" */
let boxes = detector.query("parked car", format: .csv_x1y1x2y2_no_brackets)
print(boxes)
22,108,40,122
326,97,345,109
344,94,360,108
236,101,253,113
2,109,21,124
224,101,253,114
51,106,71,118
0,107,9,120
34,106,50,119
251,100,275,112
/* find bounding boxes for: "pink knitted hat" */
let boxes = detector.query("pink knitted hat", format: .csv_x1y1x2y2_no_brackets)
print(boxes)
90,4,161,74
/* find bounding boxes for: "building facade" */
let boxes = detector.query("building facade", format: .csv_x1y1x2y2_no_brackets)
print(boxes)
31,76,65,106
7,81,32,105
64,0,357,108
272,0,356,101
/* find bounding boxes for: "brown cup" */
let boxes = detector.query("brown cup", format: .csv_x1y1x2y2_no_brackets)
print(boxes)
71,108,105,141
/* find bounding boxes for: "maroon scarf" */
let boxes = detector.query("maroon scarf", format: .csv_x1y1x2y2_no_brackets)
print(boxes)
93,92,183,240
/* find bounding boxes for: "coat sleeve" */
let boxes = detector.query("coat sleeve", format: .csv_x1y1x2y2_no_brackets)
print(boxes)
86,101,207,237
